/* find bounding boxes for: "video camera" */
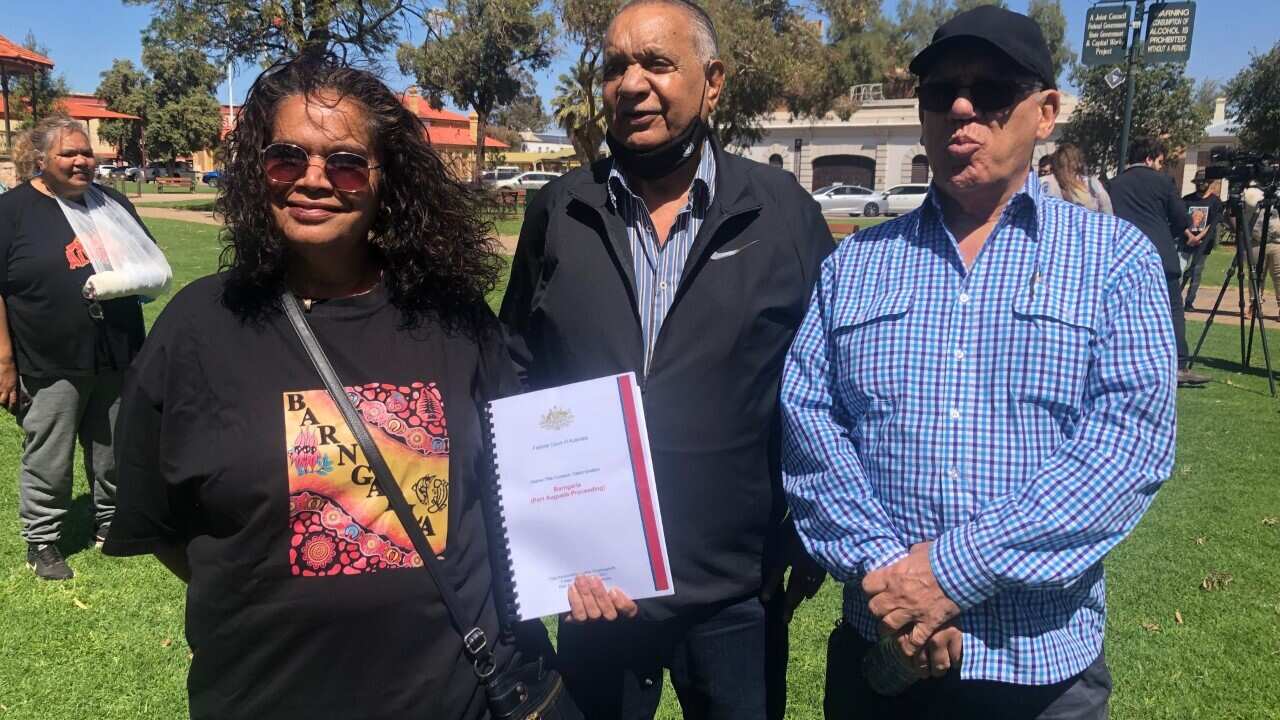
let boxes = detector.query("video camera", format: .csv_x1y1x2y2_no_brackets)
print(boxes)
1203,146,1279,186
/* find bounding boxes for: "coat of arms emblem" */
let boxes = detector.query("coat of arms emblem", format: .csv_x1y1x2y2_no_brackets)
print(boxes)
539,406,574,430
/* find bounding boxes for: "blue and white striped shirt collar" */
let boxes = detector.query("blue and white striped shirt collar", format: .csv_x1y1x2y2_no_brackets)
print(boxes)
606,140,717,212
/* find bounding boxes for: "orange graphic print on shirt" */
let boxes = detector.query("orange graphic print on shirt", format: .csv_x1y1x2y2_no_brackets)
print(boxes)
65,237,91,270
284,381,450,577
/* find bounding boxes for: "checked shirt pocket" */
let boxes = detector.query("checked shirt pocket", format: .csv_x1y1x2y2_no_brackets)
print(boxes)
1009,291,1097,423
830,288,915,419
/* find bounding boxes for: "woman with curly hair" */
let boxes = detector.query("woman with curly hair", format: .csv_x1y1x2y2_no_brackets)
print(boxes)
104,58,551,719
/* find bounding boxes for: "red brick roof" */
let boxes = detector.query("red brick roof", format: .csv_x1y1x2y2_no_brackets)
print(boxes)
0,34,54,72
427,124,509,149
400,93,470,125
0,94,140,121
60,94,140,120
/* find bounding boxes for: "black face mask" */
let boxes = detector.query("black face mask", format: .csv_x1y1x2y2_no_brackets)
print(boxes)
606,115,709,181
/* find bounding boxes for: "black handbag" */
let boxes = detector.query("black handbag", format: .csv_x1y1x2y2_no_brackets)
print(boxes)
282,292,581,720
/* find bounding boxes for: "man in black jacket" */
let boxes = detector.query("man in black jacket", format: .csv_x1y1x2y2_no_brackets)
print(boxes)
499,1,833,717
1109,137,1210,386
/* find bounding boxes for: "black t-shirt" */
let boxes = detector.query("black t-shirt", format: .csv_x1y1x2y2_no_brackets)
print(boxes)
1181,191,1224,252
105,275,519,720
0,182,147,377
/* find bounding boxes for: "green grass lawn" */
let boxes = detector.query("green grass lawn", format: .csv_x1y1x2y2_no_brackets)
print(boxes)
134,199,218,212
1,219,1278,719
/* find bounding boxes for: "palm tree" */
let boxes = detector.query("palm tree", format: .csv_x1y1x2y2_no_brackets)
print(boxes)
552,59,607,164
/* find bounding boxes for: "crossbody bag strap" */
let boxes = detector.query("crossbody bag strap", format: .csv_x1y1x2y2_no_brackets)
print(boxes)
280,292,499,679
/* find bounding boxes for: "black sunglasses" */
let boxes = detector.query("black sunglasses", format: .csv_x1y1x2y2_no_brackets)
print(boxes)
916,80,1042,114
262,143,380,192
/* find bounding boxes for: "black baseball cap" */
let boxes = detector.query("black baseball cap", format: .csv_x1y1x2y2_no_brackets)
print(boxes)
909,5,1057,89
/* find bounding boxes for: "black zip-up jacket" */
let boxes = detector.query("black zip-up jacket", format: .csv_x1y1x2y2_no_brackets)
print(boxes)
1108,165,1189,276
499,138,833,619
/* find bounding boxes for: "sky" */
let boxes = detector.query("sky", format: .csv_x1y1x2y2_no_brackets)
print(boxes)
5,0,1279,120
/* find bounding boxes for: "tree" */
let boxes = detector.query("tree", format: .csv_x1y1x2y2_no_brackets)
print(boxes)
552,0,622,164
1063,63,1210,175
125,0,427,65
890,0,948,65
141,42,224,164
1225,41,1280,155
11,33,69,128
552,60,606,163
398,0,556,184
96,60,150,164
817,0,903,107
491,69,549,134
700,0,832,146
1027,0,1075,87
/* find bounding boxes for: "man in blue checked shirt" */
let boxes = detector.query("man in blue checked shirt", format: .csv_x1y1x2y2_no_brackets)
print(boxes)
781,6,1176,719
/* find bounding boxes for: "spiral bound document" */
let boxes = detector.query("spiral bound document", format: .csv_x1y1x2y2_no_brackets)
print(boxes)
484,372,674,621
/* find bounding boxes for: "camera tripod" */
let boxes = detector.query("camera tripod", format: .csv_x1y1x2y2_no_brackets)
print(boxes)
1188,184,1277,397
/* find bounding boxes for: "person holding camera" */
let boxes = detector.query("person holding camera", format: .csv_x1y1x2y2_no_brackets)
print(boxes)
1243,185,1280,321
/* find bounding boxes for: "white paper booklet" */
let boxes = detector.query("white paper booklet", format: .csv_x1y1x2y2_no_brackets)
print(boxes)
485,372,674,620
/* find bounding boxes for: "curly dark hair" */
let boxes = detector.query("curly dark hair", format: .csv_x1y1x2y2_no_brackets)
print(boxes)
217,58,502,327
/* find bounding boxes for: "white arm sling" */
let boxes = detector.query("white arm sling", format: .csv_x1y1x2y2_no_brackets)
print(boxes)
55,184,173,301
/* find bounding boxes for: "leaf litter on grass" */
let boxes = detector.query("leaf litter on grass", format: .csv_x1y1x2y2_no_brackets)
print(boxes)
1200,570,1233,592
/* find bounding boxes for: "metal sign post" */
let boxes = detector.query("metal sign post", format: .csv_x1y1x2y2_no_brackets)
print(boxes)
1082,1,1197,174
1116,0,1146,174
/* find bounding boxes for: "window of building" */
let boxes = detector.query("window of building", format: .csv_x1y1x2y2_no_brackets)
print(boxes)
910,155,930,184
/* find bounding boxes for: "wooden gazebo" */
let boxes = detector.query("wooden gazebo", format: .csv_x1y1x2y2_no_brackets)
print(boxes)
0,33,55,154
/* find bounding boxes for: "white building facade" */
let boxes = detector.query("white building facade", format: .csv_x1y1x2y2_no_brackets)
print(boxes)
519,131,575,154
730,95,1079,191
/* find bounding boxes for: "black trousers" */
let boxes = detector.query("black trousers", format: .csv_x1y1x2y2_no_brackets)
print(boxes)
557,594,787,720
823,621,1111,720
1166,270,1190,367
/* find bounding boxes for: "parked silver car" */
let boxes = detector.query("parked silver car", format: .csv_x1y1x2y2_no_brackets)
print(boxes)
810,183,886,217
883,184,931,215
493,171,561,190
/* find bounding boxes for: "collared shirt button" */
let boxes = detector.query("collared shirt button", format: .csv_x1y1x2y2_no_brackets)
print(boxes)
948,468,960,480
958,292,971,305
949,408,961,420
659,281,668,290
954,348,966,361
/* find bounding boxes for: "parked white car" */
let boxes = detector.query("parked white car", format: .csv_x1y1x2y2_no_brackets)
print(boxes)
494,171,561,190
883,184,930,215
811,183,887,217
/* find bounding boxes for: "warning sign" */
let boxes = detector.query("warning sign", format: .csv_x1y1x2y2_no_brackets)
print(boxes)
1144,1,1196,64
1082,5,1131,67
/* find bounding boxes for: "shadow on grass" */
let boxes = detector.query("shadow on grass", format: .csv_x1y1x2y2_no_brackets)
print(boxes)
1191,354,1280,384
59,493,97,558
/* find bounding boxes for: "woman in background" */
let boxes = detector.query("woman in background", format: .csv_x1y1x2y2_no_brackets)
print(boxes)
0,116,158,580
1041,144,1112,215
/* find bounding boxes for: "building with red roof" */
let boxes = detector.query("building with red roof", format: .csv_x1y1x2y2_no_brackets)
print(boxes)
399,87,509,180
0,93,141,162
